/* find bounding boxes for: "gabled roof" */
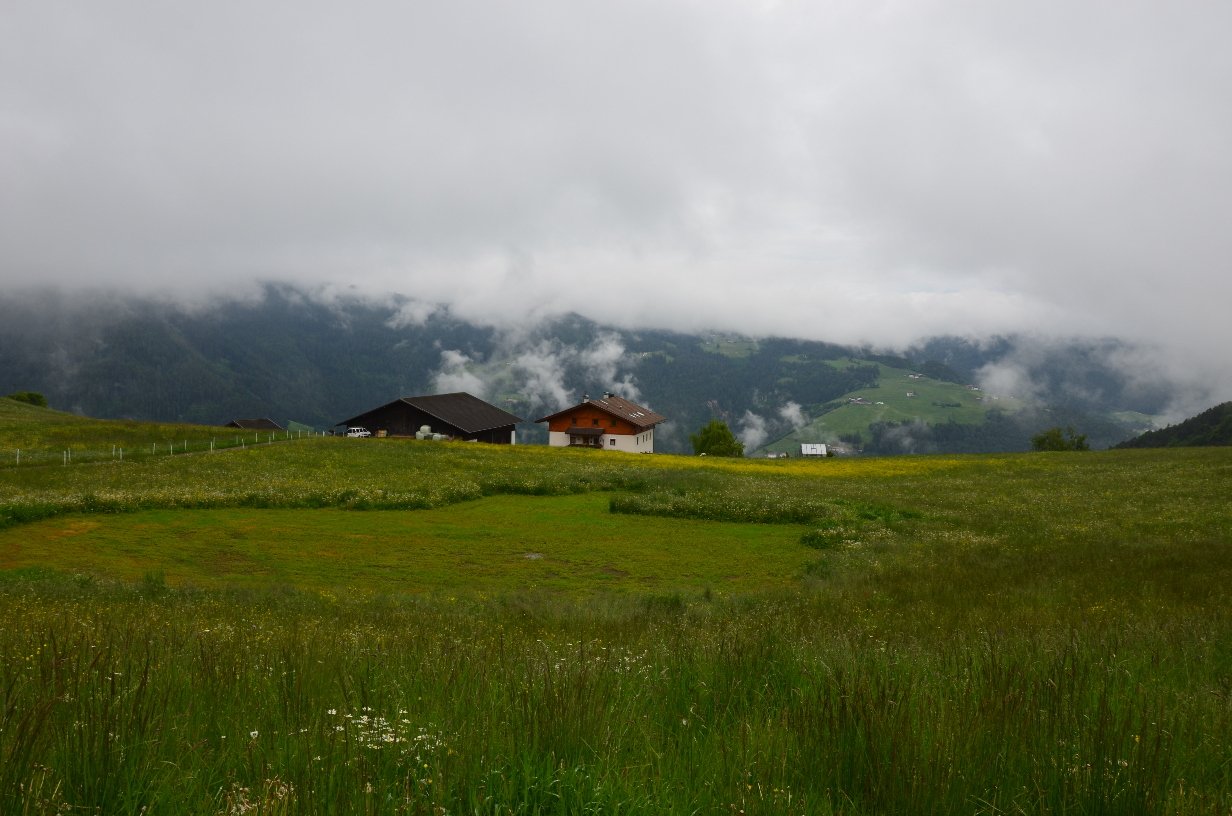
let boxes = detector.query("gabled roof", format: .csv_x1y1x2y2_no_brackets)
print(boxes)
225,418,284,431
340,392,523,433
535,394,667,430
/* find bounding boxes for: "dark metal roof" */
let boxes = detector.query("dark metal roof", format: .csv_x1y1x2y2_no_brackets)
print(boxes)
339,392,523,434
535,394,667,430
225,418,284,431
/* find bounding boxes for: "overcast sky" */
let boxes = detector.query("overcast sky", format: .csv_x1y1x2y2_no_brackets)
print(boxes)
3,1,1230,396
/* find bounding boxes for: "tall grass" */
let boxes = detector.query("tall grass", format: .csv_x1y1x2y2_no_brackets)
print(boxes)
1,576,1228,814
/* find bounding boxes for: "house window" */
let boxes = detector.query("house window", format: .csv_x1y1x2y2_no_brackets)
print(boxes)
593,418,600,426
609,438,616,446
610,418,617,427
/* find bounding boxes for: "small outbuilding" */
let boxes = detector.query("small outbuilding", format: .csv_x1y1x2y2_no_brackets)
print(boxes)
224,418,284,431
336,392,523,444
536,392,666,453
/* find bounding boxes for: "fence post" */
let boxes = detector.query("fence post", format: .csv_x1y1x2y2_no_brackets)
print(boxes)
16,449,20,466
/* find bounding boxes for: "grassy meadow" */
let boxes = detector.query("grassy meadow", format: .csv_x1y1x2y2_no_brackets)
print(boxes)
1,399,1230,813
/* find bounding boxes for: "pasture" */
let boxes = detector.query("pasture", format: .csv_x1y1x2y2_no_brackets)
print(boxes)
1,403,1229,813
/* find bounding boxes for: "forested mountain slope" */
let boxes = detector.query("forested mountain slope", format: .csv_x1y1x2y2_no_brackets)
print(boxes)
1115,402,1232,448
1,285,1167,453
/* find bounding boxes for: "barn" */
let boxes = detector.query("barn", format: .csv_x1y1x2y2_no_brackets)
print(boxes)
336,392,523,444
536,392,666,453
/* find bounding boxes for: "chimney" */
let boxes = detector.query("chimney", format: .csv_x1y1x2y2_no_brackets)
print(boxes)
603,391,614,399
582,393,589,401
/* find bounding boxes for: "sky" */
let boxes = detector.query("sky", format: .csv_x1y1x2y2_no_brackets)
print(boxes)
3,1,1231,401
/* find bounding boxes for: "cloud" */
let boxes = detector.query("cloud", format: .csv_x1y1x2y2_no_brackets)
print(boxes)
2,1,1231,404
875,419,932,456
386,299,441,329
431,350,489,399
778,401,809,430
511,341,574,414
737,411,769,453
427,330,644,418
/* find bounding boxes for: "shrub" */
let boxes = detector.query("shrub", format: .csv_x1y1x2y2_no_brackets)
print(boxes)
690,419,744,457
6,391,48,408
1031,426,1090,451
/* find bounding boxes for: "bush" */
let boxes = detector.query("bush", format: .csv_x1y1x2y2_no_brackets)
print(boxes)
1031,426,1090,451
6,391,48,408
690,419,744,457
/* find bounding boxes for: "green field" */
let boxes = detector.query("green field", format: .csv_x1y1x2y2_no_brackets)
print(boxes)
764,358,1021,452
1,399,1230,813
0,496,814,596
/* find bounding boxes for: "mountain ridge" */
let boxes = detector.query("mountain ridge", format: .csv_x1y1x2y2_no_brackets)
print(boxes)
0,285,1172,453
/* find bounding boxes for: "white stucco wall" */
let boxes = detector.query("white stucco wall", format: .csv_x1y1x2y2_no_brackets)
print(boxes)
548,428,656,452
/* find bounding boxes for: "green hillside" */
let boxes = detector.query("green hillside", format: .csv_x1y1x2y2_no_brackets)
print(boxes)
762,359,1020,454
0,396,304,467
2,403,1230,812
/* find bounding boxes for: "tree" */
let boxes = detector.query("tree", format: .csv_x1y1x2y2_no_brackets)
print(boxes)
1031,426,1089,451
690,419,744,457
6,391,48,408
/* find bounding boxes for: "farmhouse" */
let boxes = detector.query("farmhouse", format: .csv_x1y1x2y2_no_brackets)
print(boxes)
337,392,522,444
224,418,283,431
536,392,666,453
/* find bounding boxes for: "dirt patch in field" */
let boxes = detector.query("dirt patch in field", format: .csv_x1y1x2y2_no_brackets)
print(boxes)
44,520,102,539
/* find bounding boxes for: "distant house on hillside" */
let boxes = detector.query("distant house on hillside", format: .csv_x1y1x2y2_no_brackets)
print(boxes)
536,392,666,453
336,392,522,444
225,418,284,431
800,443,828,457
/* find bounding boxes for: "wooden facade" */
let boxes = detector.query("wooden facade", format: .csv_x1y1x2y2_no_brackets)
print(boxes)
542,406,639,436
536,393,666,453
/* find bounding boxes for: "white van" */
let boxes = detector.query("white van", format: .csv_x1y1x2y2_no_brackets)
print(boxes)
345,427,372,438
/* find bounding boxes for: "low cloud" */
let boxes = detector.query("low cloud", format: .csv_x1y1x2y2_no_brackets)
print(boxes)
428,330,645,419
778,401,809,430
876,419,933,455
512,341,574,414
431,349,489,399
737,410,768,453
386,299,441,329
